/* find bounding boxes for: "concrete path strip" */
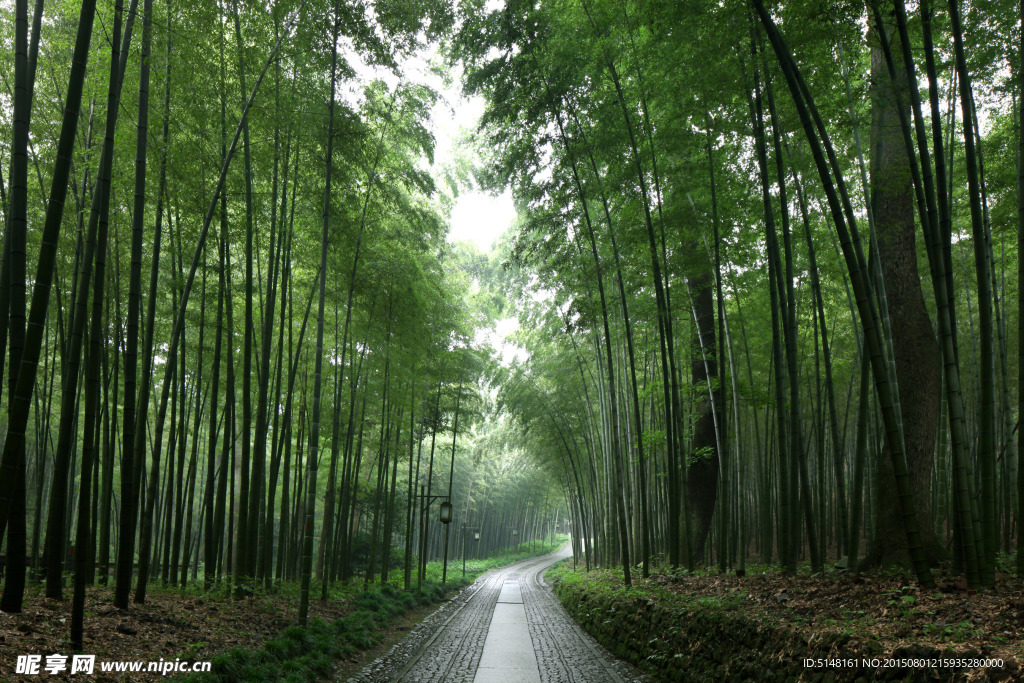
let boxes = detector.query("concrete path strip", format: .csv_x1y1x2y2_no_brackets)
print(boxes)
473,581,540,682
349,546,642,682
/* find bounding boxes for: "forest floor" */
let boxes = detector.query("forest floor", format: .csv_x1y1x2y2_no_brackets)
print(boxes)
602,561,1019,679
652,564,1023,668
0,579,354,680
551,558,1024,680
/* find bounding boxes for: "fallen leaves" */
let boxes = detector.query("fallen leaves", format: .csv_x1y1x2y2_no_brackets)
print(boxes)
0,583,352,681
640,564,1024,673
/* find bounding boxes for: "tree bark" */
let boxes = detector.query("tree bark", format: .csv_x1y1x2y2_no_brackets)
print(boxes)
865,21,942,568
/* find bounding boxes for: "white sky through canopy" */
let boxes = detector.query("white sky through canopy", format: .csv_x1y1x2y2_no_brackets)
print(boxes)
448,189,516,253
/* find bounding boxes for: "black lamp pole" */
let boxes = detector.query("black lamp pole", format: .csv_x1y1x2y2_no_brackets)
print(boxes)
416,491,449,590
462,525,479,577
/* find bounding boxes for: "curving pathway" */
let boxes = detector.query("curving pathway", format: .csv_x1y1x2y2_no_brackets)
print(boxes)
348,547,642,682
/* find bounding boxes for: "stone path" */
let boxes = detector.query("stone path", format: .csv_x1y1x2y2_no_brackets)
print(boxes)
348,547,642,682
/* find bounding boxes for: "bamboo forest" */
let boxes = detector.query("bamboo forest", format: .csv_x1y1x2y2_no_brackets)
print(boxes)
0,0,1022,678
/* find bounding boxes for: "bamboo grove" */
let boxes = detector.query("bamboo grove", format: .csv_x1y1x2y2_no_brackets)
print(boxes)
458,0,1023,591
0,0,571,650
1,0,1023,656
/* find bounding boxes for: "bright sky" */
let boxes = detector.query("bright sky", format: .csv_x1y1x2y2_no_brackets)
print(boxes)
421,59,522,360
448,189,517,253
346,40,517,255
427,64,517,255
348,31,523,360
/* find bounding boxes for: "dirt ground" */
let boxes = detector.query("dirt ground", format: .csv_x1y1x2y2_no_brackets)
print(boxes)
0,582,354,680
650,564,1024,671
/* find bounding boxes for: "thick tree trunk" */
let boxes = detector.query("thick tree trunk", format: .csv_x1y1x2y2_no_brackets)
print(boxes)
686,270,719,565
865,25,942,568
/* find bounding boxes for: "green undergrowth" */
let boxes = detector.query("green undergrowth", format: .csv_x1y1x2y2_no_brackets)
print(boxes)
175,581,447,683
546,562,1013,682
176,538,566,682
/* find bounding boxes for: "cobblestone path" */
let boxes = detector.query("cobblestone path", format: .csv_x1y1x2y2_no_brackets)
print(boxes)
348,547,642,682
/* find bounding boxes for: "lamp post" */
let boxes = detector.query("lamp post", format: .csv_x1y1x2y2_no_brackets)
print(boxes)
462,525,480,577
415,490,450,590
439,500,453,584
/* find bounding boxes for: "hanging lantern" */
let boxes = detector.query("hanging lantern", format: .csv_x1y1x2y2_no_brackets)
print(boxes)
473,531,481,542
439,501,453,524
